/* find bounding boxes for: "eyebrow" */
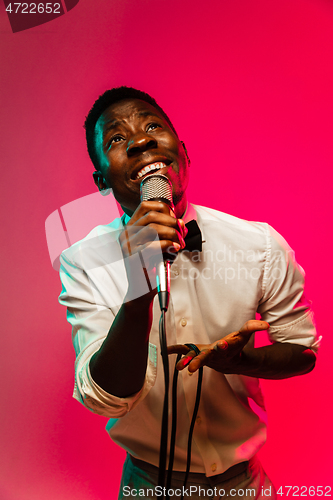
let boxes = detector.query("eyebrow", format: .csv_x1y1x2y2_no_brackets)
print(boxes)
137,110,160,119
103,110,162,133
103,119,124,133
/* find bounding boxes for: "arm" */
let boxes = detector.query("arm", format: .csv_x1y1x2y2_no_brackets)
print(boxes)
89,294,153,397
89,201,187,398
168,319,316,379
169,223,319,380
238,341,316,379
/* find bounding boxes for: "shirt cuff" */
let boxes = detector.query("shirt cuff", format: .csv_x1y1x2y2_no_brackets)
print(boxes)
74,342,157,418
268,310,321,353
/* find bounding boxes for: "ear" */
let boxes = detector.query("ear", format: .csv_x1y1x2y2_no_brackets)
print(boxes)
93,171,112,196
93,171,107,191
181,141,191,167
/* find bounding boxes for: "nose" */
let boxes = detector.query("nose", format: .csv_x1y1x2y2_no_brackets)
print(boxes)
126,133,157,157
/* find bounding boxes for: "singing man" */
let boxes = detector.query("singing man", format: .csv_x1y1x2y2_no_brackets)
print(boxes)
59,86,319,499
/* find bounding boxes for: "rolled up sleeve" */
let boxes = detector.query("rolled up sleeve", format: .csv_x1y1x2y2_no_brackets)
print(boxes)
59,248,157,418
75,341,157,418
258,224,320,352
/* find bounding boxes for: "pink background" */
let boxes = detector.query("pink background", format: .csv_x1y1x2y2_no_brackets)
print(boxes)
1,0,332,498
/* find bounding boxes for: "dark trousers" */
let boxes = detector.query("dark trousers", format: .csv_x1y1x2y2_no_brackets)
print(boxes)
118,454,276,499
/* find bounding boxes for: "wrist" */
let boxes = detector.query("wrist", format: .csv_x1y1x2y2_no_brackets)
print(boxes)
238,346,263,376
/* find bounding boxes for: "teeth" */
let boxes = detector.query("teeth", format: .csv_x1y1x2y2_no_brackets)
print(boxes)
136,162,166,179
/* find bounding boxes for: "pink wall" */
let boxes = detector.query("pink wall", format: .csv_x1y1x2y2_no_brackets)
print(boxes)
1,0,332,498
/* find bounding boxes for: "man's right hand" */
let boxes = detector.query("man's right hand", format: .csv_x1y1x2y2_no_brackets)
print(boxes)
119,201,187,300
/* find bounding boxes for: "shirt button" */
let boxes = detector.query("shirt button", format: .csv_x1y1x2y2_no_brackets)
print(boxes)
173,268,179,276
180,318,187,327
211,463,217,472
196,416,202,424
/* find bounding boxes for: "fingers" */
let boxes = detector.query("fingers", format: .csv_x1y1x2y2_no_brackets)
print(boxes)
170,347,213,373
239,320,270,334
120,226,184,258
175,349,198,370
167,344,201,370
167,344,191,355
120,201,187,257
139,215,186,250
213,320,270,353
129,202,187,235
184,349,212,373
129,201,172,225
168,321,271,375
131,202,187,239
214,339,229,351
146,223,185,251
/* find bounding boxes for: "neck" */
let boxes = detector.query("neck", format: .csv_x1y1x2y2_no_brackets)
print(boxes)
174,195,188,219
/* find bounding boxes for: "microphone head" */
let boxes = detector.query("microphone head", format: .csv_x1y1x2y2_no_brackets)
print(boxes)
140,173,174,209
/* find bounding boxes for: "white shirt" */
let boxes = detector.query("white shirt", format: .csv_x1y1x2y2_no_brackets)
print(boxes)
59,204,319,476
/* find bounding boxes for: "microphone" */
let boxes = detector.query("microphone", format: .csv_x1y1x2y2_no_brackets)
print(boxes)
140,173,175,311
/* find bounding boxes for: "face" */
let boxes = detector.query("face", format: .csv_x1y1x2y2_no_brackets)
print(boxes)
93,98,190,217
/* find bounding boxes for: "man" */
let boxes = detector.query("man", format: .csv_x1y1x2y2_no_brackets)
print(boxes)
59,87,319,499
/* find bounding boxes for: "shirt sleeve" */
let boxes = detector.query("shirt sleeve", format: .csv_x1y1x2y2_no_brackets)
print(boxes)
257,224,320,352
59,249,157,418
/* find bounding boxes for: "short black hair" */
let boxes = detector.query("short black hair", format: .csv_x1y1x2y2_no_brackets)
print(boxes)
84,86,178,171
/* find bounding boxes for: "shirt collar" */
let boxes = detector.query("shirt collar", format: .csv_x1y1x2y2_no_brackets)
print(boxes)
184,203,206,243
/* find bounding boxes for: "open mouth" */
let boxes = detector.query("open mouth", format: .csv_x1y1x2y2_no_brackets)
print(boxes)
133,161,171,181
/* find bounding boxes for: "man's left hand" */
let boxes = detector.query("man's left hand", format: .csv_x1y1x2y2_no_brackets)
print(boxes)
167,320,269,374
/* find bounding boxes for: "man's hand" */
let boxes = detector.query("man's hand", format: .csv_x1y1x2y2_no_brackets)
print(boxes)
119,201,187,299
167,320,270,373
120,201,187,257
168,319,316,380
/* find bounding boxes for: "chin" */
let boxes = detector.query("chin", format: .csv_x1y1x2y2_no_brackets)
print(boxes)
121,206,134,217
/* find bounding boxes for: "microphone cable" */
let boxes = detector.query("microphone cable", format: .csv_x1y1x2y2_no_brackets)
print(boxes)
158,310,203,499
140,173,203,496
